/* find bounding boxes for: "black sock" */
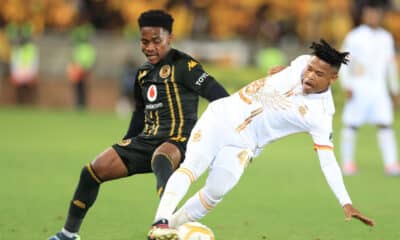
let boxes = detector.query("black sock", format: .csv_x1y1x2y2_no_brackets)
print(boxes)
64,164,101,233
152,154,174,198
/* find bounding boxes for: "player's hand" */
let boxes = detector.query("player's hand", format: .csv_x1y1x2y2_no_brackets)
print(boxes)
268,66,286,76
343,204,375,226
344,89,353,100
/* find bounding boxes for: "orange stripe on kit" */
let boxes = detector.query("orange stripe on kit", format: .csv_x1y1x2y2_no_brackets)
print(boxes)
177,168,195,182
313,144,334,151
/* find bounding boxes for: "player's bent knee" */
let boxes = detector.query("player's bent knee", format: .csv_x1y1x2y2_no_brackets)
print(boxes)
153,142,182,170
81,164,102,185
91,148,128,181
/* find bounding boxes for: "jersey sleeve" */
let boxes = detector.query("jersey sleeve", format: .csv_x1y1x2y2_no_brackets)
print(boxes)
179,59,229,101
123,72,145,139
309,115,334,151
289,54,311,67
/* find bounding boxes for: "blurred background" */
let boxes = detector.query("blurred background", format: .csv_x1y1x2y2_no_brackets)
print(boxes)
1,1,400,239
0,0,399,112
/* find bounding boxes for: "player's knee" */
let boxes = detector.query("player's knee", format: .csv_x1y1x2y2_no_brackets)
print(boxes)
377,124,391,129
153,142,182,170
151,154,174,171
204,168,238,201
81,164,102,185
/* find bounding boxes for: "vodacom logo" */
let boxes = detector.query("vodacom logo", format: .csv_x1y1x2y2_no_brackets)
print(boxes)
147,84,157,102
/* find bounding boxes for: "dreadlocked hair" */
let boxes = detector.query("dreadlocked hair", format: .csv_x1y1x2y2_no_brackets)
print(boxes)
310,39,349,69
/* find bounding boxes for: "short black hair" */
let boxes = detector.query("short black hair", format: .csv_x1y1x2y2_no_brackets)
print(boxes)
364,0,389,9
310,39,349,69
138,10,174,33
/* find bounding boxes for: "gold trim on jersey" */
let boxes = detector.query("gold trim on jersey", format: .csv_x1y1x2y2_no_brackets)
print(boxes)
238,78,266,105
284,89,294,97
170,66,185,139
143,112,149,135
170,136,187,142
164,79,176,136
138,70,148,85
236,107,263,132
153,110,160,135
239,89,252,104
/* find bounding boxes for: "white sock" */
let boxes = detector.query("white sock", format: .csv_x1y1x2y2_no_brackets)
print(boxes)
154,170,193,222
169,207,193,229
61,228,77,238
341,127,356,165
377,128,398,166
170,188,218,228
170,165,239,228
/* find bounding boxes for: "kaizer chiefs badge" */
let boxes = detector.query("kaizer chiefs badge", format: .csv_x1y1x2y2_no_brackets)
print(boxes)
159,65,171,78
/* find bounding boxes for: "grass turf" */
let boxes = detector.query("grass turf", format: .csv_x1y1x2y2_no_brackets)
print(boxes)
1,66,399,239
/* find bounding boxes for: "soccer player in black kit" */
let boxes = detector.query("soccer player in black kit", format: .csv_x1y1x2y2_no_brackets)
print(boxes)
48,10,229,240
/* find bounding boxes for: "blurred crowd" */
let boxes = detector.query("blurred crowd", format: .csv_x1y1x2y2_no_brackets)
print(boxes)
0,0,400,109
1,0,400,42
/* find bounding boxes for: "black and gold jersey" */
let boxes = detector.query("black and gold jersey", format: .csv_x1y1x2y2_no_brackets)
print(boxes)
128,48,228,141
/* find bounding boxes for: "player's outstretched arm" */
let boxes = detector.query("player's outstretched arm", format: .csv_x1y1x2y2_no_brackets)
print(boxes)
316,149,375,226
343,204,375,226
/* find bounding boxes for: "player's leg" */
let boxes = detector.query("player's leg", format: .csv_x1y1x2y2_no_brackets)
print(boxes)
148,149,213,240
149,146,250,240
152,105,221,224
340,94,367,175
152,146,214,221
376,125,399,175
371,95,400,175
169,147,252,228
48,147,128,240
341,125,358,175
151,140,185,197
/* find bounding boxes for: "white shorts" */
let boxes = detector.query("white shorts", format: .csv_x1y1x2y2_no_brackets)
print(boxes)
342,92,393,126
180,104,253,182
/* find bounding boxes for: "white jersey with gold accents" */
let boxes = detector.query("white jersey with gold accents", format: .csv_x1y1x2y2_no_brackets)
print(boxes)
208,55,335,155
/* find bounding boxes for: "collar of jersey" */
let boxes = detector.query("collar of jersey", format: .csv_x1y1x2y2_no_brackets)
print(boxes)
303,87,331,99
151,48,176,67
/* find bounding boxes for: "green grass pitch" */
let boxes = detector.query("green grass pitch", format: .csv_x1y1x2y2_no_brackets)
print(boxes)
1,67,400,239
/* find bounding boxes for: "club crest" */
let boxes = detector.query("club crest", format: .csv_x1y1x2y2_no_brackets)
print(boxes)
159,64,171,78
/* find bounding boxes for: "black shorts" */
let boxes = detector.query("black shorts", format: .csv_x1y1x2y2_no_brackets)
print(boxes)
112,135,188,176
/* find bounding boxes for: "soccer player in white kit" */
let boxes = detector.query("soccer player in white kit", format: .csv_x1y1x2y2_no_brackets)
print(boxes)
339,1,400,176
148,40,375,240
